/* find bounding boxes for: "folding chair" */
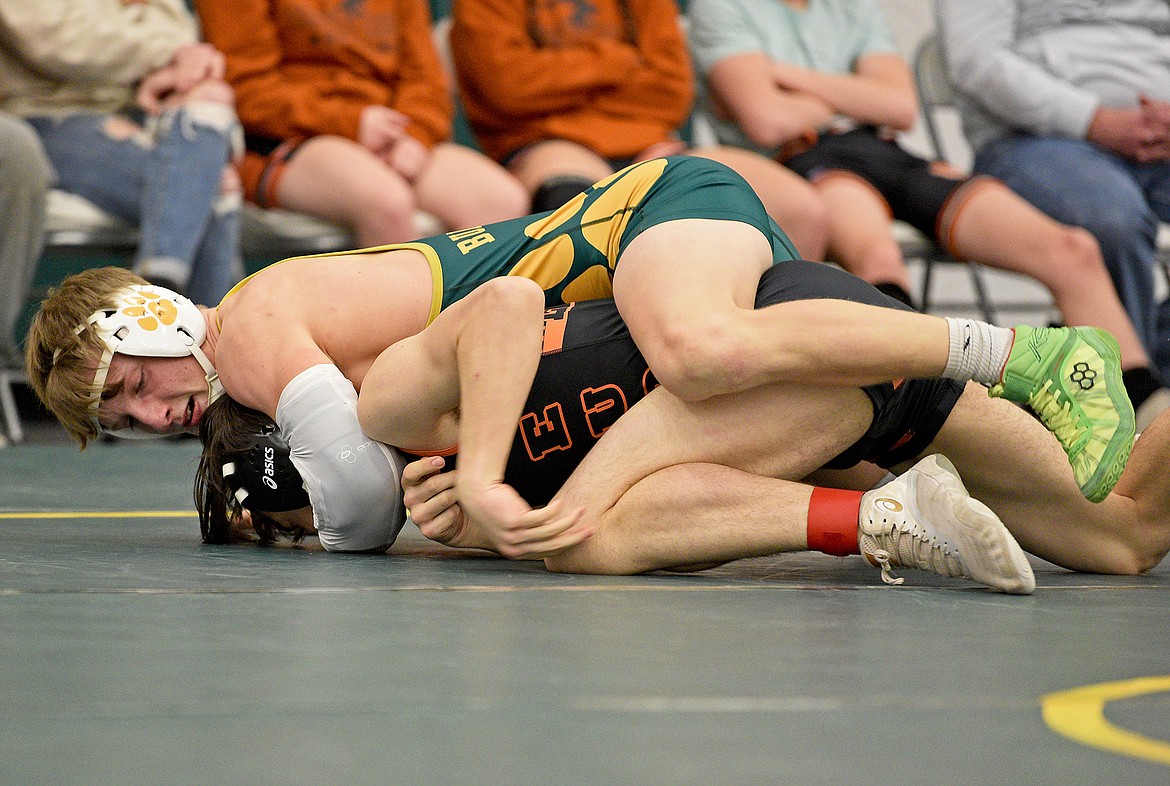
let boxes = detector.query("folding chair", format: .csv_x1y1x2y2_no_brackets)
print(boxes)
910,33,1029,323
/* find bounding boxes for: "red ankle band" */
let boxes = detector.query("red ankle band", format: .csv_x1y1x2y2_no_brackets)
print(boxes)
807,487,862,557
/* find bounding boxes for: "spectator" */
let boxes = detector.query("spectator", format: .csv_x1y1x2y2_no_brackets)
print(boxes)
196,0,529,246
0,111,52,369
936,0,1170,424
0,0,244,307
448,0,829,260
688,0,1170,427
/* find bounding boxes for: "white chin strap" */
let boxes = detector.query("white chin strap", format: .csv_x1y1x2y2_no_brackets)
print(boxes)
80,285,223,439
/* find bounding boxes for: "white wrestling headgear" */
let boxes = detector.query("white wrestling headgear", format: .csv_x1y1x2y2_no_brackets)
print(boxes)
79,284,223,439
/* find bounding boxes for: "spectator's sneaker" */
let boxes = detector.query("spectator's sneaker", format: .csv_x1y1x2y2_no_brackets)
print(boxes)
989,325,1134,502
859,455,1035,594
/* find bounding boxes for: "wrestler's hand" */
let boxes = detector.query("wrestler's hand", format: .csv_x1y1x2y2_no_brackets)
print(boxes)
401,456,483,549
457,480,593,560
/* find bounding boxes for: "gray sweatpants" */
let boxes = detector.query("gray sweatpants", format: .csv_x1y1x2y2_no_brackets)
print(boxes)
0,112,53,367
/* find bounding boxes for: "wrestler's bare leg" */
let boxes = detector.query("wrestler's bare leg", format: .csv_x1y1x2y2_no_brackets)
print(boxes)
545,381,874,574
687,145,830,260
563,462,816,574
545,360,1170,576
610,218,954,401
919,384,1170,574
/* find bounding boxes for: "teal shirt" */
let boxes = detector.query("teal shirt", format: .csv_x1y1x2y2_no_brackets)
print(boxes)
688,0,899,157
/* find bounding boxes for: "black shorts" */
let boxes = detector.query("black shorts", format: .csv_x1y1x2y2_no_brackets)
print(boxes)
504,299,655,505
501,260,965,505
784,127,969,243
752,260,966,470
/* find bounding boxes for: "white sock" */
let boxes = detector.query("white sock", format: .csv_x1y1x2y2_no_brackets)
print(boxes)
942,318,1015,385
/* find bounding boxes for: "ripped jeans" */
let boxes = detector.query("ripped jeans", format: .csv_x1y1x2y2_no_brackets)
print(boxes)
28,104,244,306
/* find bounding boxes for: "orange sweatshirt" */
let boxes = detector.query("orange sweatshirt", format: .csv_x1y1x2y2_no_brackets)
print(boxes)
450,0,694,161
197,0,452,147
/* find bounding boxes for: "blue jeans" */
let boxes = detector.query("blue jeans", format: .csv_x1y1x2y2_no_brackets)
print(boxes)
28,107,243,306
975,135,1170,380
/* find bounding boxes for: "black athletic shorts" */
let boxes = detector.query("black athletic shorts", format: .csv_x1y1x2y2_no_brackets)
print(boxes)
496,260,965,505
784,127,970,243
754,260,965,470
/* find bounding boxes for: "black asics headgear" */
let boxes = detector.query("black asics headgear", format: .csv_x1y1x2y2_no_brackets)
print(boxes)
221,427,310,513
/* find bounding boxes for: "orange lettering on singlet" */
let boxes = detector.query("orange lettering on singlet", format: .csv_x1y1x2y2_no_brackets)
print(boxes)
520,403,573,461
581,385,628,438
541,303,573,355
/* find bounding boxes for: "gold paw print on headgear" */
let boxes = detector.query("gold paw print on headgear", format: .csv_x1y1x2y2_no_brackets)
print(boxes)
118,289,178,332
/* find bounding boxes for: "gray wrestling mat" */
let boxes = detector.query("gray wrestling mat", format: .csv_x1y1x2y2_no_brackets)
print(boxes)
2,441,1169,785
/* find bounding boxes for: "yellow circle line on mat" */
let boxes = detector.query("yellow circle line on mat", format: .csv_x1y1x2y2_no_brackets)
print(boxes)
0,510,196,519
1042,676,1170,766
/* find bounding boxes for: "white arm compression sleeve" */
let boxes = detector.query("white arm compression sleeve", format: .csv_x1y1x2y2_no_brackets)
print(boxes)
276,364,408,552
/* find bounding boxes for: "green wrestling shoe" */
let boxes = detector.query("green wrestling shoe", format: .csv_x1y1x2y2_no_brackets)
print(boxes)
989,325,1135,502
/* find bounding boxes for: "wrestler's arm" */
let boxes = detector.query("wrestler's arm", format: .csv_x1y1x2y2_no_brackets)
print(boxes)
216,303,406,553
357,276,544,459
357,277,590,559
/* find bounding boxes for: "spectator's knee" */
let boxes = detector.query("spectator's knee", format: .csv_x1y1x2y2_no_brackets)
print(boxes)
493,175,532,221
220,165,241,196
1081,203,1159,259
861,234,905,270
1049,225,1106,277
162,91,243,159
179,100,238,136
790,191,831,258
215,166,242,214
9,123,53,188
358,178,417,240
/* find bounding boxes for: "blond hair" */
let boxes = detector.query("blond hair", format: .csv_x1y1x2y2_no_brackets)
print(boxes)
24,267,148,448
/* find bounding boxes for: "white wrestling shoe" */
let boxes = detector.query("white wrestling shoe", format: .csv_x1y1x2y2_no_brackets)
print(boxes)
859,455,1035,595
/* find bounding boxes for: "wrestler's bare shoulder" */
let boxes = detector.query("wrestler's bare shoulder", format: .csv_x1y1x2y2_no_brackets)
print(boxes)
237,249,430,310
212,248,436,414
212,306,324,416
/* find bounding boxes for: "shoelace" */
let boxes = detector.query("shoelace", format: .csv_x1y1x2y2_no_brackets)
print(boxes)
869,526,966,585
1028,381,1088,455
867,549,904,586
